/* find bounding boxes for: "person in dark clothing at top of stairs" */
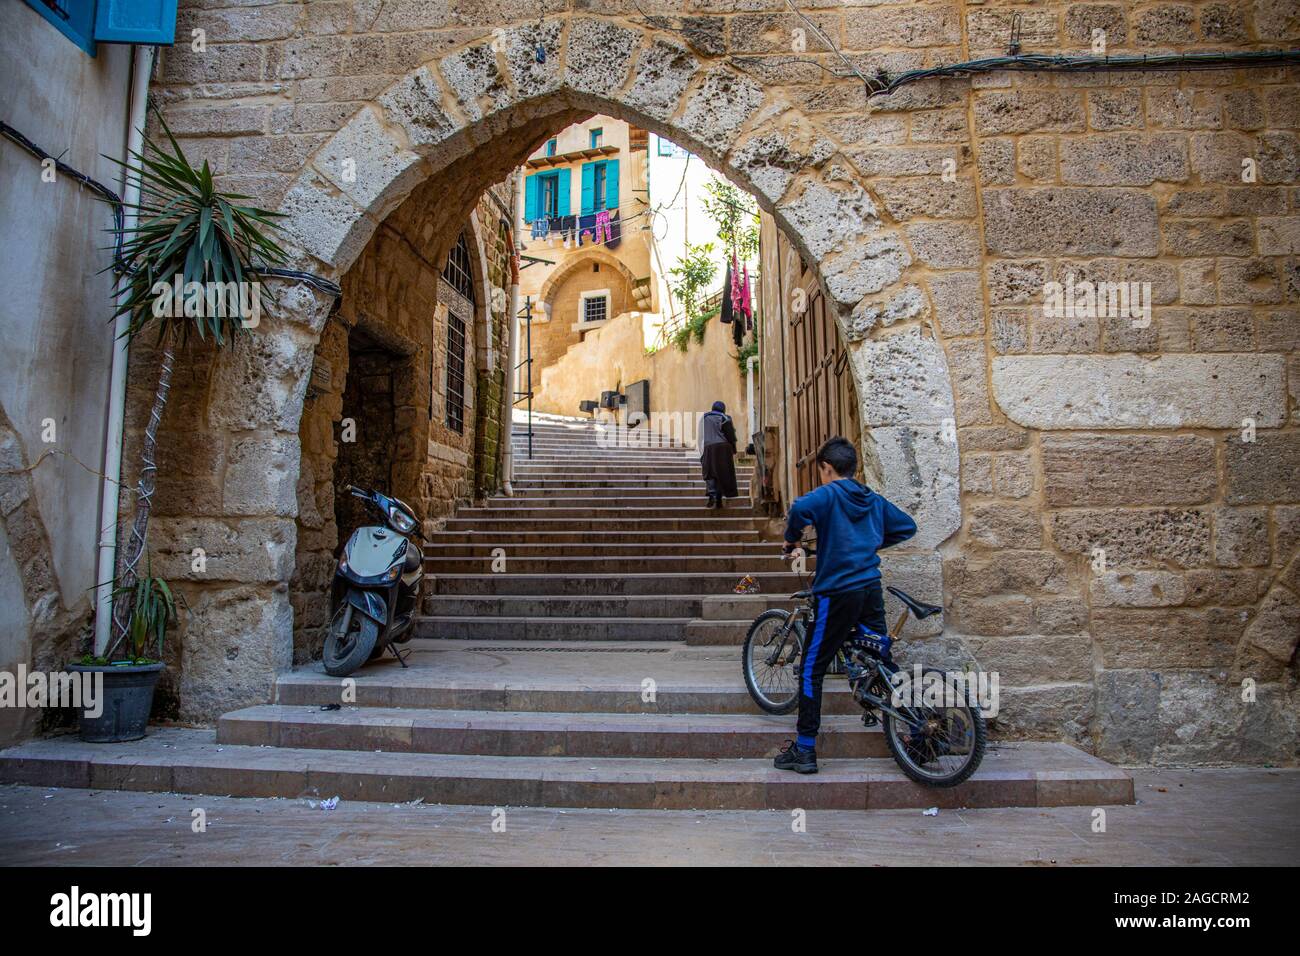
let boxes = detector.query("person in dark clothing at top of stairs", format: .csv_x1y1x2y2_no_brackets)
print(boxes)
775,436,918,774
698,400,738,509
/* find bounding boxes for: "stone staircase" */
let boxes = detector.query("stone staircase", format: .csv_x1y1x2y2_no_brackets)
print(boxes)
0,413,1133,810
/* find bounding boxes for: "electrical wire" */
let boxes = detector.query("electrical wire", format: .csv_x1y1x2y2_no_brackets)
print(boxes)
0,118,342,300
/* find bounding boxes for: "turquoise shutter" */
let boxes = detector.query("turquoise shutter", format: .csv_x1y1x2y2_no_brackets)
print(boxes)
524,173,540,222
557,168,572,217
603,160,619,211
94,0,179,45
24,0,97,54
580,163,596,216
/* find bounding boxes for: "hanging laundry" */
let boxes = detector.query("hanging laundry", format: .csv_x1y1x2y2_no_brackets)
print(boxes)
719,260,734,325
605,211,622,250
530,216,550,241
740,263,753,327
594,209,613,244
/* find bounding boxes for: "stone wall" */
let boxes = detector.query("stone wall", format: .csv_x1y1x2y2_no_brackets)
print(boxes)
125,0,1299,759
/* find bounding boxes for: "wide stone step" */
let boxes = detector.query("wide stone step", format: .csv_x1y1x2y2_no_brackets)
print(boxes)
425,529,764,545
506,485,750,498
425,541,784,559
472,498,760,513
414,616,693,641
443,517,767,532
0,729,1134,810
423,554,805,573
217,706,885,758
423,594,708,617
427,572,803,596
513,465,707,476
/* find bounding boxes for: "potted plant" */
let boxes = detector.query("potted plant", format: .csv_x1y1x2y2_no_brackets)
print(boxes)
94,106,286,678
70,567,180,742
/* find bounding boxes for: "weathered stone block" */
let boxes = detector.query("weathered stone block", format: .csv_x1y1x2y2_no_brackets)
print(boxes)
869,425,961,549
982,188,1159,257
991,354,1287,429
1089,570,1187,607
967,503,1042,550
223,435,301,518
1213,506,1270,567
1093,608,1236,669
1049,508,1212,568
1040,434,1217,506
851,328,954,426
927,272,985,336
1224,432,1300,504
150,517,296,584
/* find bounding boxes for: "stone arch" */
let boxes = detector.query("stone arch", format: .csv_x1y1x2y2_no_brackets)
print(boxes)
537,248,641,319
174,15,963,719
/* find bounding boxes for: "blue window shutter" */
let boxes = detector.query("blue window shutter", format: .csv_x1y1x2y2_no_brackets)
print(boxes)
24,0,97,55
94,0,179,45
523,173,540,222
580,163,595,215
603,160,619,211
557,168,571,217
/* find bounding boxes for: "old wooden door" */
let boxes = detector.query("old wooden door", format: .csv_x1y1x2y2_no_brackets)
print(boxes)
788,264,859,498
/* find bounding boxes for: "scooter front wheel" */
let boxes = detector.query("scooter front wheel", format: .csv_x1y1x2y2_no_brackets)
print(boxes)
323,604,380,677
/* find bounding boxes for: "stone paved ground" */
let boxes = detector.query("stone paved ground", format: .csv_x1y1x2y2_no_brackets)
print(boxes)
1,769,1295,866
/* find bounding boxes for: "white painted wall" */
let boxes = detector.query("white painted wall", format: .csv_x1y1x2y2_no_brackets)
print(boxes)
0,5,132,681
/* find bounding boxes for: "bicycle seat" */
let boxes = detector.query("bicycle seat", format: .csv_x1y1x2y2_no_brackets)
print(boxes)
791,589,811,600
887,586,943,620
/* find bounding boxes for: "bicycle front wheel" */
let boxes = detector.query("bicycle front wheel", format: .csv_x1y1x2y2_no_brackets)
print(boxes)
743,609,803,715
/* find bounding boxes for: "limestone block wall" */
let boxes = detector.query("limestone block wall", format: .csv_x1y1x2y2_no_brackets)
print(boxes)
99,0,1299,757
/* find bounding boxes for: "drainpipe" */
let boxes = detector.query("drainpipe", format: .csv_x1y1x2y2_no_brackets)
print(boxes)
501,167,523,497
93,45,154,656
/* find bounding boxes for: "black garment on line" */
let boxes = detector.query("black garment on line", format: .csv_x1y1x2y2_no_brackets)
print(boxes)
719,261,734,324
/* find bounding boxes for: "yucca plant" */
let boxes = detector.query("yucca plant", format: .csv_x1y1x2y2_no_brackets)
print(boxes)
101,106,288,658
88,566,181,665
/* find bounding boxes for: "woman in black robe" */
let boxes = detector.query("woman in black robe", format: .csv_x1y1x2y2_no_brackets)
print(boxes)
699,400,738,509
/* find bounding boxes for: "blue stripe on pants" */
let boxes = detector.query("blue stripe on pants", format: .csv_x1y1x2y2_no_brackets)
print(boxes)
802,596,830,698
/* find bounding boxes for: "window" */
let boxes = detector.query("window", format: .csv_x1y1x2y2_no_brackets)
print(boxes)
580,160,619,214
589,128,603,148
440,232,475,434
445,309,466,433
545,138,557,157
580,290,610,325
524,169,570,222
23,0,180,55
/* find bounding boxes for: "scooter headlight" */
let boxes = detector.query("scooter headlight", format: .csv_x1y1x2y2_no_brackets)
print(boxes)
387,505,417,535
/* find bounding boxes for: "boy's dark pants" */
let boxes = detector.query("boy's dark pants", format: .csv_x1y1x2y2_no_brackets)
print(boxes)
796,580,887,748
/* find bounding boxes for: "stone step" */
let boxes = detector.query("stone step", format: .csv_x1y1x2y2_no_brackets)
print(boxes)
455,505,761,519
505,485,751,497
426,572,803,596
422,594,709,617
685,620,752,645
424,541,785,559
442,517,767,532
513,465,708,476
423,554,806,573
0,729,1134,810
217,706,885,758
425,530,764,545
273,640,839,714
475,496,759,512
414,617,693,641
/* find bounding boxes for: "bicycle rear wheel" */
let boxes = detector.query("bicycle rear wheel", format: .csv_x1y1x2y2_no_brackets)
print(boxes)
883,667,987,788
743,609,803,715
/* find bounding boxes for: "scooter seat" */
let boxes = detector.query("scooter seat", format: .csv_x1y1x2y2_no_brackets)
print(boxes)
886,586,943,620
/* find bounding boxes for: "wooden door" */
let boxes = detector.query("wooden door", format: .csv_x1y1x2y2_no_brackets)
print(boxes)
788,266,858,498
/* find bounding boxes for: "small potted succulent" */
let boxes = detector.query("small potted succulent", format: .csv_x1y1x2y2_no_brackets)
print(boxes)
69,567,179,742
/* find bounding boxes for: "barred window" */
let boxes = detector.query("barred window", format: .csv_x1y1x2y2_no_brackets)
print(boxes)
440,232,475,433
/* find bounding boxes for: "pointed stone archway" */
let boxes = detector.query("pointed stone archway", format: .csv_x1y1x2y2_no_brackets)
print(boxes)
160,17,961,721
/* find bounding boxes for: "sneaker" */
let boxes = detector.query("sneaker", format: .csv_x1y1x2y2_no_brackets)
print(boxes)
774,740,818,774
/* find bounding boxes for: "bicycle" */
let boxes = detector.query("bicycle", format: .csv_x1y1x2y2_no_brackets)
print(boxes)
742,550,987,788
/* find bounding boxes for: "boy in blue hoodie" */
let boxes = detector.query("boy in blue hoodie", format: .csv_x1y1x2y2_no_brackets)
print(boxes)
776,436,917,774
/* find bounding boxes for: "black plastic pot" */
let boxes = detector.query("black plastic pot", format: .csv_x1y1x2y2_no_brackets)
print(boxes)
66,662,164,743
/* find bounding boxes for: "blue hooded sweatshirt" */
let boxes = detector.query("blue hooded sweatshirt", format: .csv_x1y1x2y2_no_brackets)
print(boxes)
784,479,917,595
